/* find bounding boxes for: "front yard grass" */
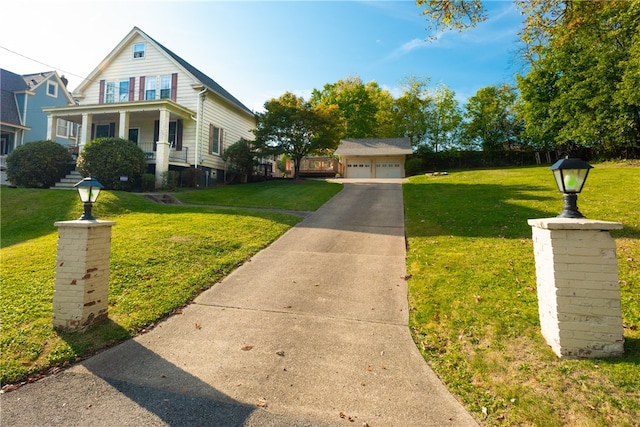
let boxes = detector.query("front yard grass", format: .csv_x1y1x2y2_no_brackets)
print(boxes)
175,178,342,211
404,163,639,426
1,179,342,385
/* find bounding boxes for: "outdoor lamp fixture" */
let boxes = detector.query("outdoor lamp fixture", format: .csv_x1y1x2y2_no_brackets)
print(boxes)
74,177,104,220
549,157,593,218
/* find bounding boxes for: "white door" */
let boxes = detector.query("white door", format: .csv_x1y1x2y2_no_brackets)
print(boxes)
345,158,372,178
374,158,403,178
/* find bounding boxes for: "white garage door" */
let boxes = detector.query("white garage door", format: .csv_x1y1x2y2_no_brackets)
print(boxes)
374,158,402,178
345,159,372,178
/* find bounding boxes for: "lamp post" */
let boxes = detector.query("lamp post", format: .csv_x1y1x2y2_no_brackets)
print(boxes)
549,157,593,218
74,177,103,220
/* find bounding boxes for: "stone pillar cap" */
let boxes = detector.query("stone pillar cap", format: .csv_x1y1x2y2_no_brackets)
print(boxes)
54,220,116,227
527,217,622,230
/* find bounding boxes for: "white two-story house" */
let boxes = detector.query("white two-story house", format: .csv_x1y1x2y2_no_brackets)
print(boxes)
44,26,256,188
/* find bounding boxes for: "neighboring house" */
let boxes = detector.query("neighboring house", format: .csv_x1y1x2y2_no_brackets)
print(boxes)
1,69,76,183
334,138,413,179
44,26,257,188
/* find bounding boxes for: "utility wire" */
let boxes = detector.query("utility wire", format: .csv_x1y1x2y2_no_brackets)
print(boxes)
1,45,91,83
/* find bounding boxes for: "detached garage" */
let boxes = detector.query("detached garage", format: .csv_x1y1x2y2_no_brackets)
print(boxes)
335,138,413,179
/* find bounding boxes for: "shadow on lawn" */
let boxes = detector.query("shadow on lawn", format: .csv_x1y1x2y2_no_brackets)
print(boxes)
403,181,640,239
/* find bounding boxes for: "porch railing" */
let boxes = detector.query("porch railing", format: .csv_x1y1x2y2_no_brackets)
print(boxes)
139,142,189,163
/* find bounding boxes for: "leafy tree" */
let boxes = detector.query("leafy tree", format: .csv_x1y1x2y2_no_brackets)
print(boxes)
222,138,260,183
6,140,72,188
310,76,395,138
393,76,432,147
464,84,520,152
424,84,463,152
77,137,146,191
416,0,487,37
516,1,640,157
253,92,345,178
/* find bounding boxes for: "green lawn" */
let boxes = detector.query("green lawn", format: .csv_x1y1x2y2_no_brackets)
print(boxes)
0,179,342,385
175,178,343,211
404,162,640,426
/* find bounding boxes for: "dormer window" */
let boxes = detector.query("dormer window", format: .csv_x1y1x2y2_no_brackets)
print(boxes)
133,43,145,59
47,81,58,97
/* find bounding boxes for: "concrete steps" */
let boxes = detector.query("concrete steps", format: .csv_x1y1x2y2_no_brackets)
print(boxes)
51,170,83,189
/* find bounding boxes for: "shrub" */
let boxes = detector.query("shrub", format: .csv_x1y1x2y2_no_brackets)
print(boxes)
182,167,204,188
5,140,73,188
404,157,424,176
162,171,179,191
77,138,146,191
142,174,156,192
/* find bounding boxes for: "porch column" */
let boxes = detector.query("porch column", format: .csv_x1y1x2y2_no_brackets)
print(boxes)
80,113,93,152
155,109,170,189
47,115,58,142
118,111,130,140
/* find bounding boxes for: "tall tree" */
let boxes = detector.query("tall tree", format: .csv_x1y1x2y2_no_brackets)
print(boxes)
424,84,463,152
310,76,395,138
516,1,640,156
464,84,520,152
253,92,345,178
393,76,432,147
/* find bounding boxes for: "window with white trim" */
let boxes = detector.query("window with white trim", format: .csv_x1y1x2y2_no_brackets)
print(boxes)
209,125,223,155
160,75,171,99
56,120,69,138
104,81,116,103
119,80,129,102
145,77,156,100
133,43,145,59
47,81,58,97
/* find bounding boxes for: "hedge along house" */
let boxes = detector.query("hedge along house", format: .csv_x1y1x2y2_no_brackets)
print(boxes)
44,27,256,188
334,138,413,179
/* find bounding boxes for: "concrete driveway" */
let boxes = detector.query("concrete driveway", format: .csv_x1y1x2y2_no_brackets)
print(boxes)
1,181,477,426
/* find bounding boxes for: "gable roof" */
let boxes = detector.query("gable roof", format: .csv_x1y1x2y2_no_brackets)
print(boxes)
1,68,29,126
22,71,75,104
76,27,253,116
335,138,413,156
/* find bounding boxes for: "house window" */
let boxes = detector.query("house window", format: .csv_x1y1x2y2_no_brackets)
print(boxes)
56,120,69,138
209,125,222,155
47,81,58,97
145,77,156,100
160,75,171,99
119,80,129,102
133,43,145,59
104,81,116,103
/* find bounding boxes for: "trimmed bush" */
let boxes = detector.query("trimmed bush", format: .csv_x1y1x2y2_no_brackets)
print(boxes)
6,140,73,188
77,137,146,191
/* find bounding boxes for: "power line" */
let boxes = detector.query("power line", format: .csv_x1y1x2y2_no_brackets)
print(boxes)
0,45,88,82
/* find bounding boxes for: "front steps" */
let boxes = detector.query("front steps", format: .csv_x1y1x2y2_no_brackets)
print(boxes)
51,170,83,189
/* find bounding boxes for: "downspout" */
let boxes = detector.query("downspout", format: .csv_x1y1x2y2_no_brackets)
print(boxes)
195,87,207,168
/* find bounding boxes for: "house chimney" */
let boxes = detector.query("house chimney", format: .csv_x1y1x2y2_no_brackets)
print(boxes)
61,75,68,87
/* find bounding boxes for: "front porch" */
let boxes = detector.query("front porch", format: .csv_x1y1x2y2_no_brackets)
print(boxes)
44,99,196,188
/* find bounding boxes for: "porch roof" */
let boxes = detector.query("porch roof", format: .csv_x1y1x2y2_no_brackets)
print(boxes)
43,99,196,123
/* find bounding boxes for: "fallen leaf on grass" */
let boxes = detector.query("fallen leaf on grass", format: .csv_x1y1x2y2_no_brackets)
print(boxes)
241,345,254,351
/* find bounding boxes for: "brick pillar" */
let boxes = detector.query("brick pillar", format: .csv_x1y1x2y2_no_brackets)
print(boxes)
527,218,624,358
53,220,115,332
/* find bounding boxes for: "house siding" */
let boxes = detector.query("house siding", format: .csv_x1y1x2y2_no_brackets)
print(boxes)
23,75,74,145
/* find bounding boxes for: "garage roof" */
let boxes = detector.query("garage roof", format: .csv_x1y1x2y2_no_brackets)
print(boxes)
335,138,413,156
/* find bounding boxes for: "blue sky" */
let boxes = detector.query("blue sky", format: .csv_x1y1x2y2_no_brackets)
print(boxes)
1,1,526,112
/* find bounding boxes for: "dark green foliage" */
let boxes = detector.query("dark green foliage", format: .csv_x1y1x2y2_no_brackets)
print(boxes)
222,139,259,183
5,140,73,188
182,167,203,188
142,174,156,192
76,137,146,191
